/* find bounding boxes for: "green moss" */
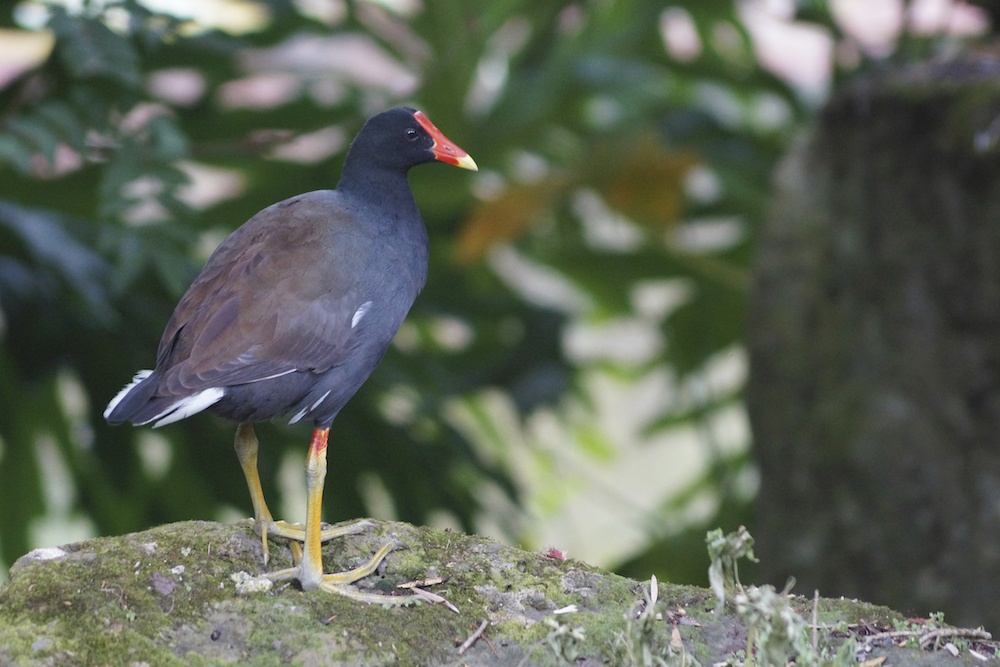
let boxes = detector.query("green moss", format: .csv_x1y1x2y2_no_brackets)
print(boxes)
0,520,970,666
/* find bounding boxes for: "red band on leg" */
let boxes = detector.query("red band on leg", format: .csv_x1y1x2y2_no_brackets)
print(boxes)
310,428,329,457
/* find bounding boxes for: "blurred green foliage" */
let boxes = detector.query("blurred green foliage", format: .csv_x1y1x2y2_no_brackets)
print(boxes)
0,0,983,585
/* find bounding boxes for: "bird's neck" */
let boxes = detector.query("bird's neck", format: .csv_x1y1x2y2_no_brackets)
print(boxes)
337,164,420,222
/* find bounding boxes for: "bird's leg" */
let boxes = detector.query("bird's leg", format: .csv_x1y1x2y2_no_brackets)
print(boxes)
296,426,329,591
234,423,280,564
265,428,410,603
233,423,371,566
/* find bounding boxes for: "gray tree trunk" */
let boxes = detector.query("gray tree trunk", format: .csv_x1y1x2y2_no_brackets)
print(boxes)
748,45,1000,629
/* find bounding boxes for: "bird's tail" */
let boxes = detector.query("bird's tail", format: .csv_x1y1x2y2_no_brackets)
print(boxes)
105,369,225,427
104,370,158,425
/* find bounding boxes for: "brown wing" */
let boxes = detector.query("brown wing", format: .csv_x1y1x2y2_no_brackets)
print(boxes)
153,191,368,398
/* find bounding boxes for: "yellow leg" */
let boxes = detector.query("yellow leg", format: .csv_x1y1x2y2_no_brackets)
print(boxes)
297,427,329,590
262,428,410,604
233,423,373,565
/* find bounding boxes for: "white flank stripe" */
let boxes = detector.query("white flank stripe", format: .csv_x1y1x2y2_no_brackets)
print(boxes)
150,388,225,427
351,301,373,328
104,370,153,419
310,390,331,411
288,407,309,425
288,390,332,425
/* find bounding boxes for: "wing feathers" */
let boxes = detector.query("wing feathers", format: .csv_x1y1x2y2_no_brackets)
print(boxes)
110,192,382,425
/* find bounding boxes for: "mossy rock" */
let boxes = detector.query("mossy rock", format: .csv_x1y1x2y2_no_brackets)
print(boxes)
0,520,987,665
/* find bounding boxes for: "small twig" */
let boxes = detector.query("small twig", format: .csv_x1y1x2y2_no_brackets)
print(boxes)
99,581,126,605
410,586,459,613
397,576,448,589
919,628,993,651
863,629,923,644
811,590,819,657
515,644,541,667
456,619,489,656
863,626,993,651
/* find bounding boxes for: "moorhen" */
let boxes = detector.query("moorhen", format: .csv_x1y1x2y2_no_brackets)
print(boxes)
105,107,477,602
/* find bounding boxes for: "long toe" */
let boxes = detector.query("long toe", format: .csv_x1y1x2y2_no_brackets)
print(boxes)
252,518,376,567
317,539,413,605
319,519,376,541
318,581,414,605
265,539,410,603
321,539,395,586
257,518,375,545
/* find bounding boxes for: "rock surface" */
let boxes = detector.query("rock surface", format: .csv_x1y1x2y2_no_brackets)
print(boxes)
0,519,986,665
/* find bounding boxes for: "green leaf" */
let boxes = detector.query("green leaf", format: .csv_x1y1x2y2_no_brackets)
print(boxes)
146,115,190,161
97,146,141,219
0,135,35,174
5,116,60,164
0,351,47,566
0,200,114,324
35,100,88,150
49,9,142,89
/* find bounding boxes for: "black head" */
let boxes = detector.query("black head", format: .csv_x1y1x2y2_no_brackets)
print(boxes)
344,107,477,174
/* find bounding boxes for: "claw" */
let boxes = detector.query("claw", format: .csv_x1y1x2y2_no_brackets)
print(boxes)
261,525,270,566
386,533,409,551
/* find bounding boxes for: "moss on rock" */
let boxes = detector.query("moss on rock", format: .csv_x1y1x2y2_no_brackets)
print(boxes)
0,520,983,666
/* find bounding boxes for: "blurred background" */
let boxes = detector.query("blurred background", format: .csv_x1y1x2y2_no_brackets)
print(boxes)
0,0,993,625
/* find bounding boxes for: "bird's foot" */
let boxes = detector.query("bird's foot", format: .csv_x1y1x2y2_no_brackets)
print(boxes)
252,518,376,566
268,536,414,605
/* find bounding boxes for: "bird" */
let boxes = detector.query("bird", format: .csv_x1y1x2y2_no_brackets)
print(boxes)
104,107,477,602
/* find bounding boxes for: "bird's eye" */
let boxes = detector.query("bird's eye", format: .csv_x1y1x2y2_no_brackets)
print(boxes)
405,128,418,140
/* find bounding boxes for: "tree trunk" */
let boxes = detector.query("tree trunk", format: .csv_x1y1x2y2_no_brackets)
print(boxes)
748,45,1000,629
